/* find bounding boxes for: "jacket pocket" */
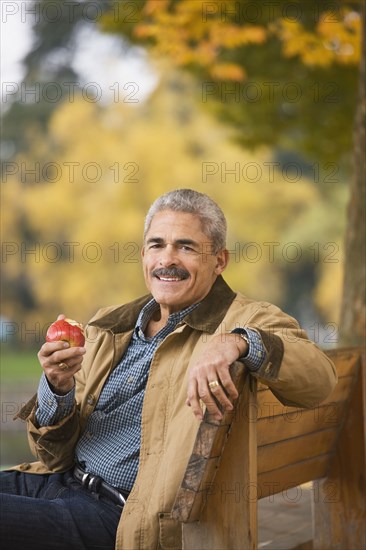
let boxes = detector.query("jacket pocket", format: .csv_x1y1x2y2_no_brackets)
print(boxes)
158,513,182,550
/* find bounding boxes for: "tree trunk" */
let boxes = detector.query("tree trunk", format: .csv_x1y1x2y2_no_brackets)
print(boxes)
340,3,366,346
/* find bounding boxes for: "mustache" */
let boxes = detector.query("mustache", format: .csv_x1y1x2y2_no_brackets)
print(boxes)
152,267,189,279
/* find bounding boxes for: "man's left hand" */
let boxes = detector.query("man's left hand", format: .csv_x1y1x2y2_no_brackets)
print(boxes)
186,333,247,421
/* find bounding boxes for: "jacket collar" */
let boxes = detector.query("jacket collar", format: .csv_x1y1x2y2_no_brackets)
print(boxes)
184,276,236,333
88,276,236,335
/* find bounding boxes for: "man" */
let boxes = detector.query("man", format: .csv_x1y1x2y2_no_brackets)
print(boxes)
0,189,337,550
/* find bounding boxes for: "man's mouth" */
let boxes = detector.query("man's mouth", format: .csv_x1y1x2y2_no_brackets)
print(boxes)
152,268,189,282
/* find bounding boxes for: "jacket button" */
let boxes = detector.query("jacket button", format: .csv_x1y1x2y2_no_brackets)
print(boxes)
265,363,272,373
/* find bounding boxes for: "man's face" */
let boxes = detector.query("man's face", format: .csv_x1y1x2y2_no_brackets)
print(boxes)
142,210,228,315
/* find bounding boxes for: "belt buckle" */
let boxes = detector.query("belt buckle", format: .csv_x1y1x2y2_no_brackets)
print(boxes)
87,474,102,493
79,470,100,493
81,472,89,487
76,466,126,507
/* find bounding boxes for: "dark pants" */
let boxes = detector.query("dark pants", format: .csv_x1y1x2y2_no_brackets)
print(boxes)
0,470,122,550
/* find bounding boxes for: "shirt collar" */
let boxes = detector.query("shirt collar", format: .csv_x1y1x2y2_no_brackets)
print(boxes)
135,299,200,336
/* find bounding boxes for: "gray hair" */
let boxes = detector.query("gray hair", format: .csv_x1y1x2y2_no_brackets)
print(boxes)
144,189,227,253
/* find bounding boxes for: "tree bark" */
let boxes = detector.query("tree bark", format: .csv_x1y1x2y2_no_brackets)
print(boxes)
340,3,366,346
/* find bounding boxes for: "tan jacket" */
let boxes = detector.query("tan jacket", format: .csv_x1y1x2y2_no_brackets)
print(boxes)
15,276,337,549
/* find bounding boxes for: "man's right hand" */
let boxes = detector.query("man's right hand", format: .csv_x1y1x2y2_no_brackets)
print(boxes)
37,340,86,395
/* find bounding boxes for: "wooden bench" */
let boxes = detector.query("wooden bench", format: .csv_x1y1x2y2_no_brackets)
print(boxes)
171,347,365,549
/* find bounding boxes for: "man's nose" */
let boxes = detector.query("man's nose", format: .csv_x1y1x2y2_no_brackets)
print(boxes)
158,244,179,266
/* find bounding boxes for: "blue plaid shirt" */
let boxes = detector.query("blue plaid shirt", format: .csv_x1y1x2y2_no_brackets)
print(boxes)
36,299,265,491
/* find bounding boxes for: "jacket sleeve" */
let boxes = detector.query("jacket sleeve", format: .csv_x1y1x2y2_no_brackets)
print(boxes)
15,363,88,472
15,395,80,471
244,302,337,408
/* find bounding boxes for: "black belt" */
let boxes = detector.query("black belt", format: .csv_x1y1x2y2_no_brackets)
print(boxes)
73,465,129,507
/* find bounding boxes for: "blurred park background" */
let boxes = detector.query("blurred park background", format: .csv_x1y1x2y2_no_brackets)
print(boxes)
1,0,364,475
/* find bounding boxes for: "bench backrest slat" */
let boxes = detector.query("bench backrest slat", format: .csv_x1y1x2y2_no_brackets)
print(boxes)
258,455,331,498
258,428,338,475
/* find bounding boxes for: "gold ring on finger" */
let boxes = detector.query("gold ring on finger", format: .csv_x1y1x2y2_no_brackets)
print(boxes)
208,380,220,391
58,362,69,371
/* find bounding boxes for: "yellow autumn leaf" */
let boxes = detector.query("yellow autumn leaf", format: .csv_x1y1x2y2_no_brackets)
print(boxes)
210,62,246,81
317,10,361,65
274,15,360,67
143,0,170,17
210,24,266,48
134,23,159,39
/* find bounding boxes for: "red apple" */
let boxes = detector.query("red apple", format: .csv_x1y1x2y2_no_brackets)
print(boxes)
46,318,85,347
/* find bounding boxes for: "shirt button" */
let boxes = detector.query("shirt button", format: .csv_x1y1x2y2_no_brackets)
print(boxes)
257,351,262,357
47,399,53,406
85,431,93,439
127,376,134,383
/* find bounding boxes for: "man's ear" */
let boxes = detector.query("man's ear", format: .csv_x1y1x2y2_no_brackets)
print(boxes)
214,249,229,274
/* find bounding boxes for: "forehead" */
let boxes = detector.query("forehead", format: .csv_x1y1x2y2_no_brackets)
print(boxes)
146,210,206,238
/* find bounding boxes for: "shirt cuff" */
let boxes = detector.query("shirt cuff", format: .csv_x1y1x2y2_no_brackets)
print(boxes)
35,373,75,427
231,327,266,371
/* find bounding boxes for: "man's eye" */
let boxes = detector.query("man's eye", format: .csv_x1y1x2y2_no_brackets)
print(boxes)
149,243,163,250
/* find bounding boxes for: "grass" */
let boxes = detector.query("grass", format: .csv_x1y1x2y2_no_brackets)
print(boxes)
0,347,40,468
0,347,41,383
